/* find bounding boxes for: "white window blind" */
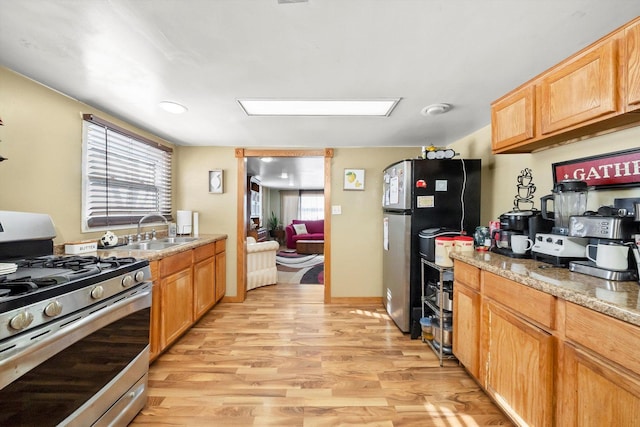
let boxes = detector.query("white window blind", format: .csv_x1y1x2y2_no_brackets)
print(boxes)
82,114,173,230
299,191,324,220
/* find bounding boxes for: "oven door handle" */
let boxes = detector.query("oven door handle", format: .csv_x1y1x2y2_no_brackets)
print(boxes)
0,283,152,389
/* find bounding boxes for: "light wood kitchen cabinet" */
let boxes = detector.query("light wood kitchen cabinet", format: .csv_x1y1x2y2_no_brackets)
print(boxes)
538,39,618,135
559,343,640,426
159,250,194,350
193,243,216,320
481,298,555,427
492,16,640,154
480,271,556,427
491,86,535,152
626,20,640,111
452,260,481,379
215,239,226,303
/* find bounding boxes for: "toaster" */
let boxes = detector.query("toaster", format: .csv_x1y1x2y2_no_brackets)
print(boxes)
568,215,635,240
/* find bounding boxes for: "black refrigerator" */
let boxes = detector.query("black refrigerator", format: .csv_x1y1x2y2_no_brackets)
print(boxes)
382,158,481,333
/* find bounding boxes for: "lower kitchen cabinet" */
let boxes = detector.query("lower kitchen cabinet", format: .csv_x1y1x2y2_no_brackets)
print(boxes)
148,238,227,363
452,260,481,379
193,243,216,320
481,299,555,427
559,343,640,426
215,239,226,303
160,250,194,350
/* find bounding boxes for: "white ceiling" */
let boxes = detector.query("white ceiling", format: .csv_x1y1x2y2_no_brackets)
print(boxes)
1,1,639,188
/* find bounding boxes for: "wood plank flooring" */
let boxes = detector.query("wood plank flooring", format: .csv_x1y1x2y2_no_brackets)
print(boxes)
130,284,513,426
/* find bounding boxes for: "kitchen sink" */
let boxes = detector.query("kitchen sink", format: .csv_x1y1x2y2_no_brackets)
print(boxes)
115,241,181,251
157,237,199,244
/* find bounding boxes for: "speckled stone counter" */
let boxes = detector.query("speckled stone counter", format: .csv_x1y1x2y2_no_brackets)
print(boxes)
94,233,227,261
450,250,640,327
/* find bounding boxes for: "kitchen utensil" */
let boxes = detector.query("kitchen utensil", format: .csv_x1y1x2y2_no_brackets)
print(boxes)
585,242,629,271
511,235,534,254
453,236,474,254
540,179,589,235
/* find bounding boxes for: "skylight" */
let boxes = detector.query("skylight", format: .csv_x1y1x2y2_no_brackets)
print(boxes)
237,99,400,116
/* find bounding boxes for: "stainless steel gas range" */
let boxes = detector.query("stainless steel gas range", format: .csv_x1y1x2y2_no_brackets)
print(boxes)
0,211,152,426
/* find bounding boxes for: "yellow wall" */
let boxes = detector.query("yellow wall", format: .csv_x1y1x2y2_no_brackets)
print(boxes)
449,124,640,223
0,67,175,243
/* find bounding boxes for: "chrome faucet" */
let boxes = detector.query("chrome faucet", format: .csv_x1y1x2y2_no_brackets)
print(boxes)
137,213,168,241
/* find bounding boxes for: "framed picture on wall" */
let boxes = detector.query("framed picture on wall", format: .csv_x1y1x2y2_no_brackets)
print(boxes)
209,169,224,193
344,169,365,190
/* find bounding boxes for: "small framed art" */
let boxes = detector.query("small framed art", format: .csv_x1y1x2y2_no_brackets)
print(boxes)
344,168,365,190
209,169,224,193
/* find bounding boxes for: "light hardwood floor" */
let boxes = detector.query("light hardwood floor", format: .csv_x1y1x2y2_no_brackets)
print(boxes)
131,284,512,426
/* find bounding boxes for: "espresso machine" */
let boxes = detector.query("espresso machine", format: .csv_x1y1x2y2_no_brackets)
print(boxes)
491,210,552,258
531,180,590,266
568,199,640,281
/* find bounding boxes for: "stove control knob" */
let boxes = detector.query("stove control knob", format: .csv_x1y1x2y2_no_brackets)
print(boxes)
44,301,63,317
134,271,145,282
91,286,105,299
10,311,34,331
122,275,134,288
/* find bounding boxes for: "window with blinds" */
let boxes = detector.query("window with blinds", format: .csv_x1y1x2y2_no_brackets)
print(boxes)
82,114,173,230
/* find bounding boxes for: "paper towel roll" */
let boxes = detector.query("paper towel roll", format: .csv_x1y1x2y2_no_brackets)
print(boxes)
193,212,199,237
176,210,192,235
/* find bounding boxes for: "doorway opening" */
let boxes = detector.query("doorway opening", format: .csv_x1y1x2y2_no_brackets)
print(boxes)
235,148,333,303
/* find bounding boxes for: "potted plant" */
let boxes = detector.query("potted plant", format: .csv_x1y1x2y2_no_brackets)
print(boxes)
267,211,280,237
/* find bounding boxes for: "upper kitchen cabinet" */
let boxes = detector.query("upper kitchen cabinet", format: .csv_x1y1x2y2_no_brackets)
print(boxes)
492,16,640,154
491,86,535,152
626,19,640,111
538,40,617,135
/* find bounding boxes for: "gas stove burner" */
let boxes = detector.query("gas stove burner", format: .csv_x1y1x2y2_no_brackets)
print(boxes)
15,255,139,272
0,279,38,297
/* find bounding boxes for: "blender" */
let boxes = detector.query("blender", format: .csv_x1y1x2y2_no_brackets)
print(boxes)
531,180,590,266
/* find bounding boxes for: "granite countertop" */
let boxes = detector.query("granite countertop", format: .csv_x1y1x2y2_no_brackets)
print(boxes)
95,234,227,261
450,251,640,327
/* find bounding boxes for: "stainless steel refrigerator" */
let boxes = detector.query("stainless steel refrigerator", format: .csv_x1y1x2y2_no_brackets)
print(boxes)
382,158,481,333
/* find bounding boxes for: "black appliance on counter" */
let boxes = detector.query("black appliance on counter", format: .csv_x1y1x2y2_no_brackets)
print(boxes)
491,210,552,258
0,210,152,426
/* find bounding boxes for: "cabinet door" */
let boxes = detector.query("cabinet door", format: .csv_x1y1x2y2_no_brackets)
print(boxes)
626,20,640,111
193,256,215,320
215,250,226,303
491,85,535,152
481,300,554,427
160,268,193,349
559,343,640,426
539,40,618,134
452,282,480,379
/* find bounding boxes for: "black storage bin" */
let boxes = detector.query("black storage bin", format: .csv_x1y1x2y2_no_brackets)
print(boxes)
418,228,460,261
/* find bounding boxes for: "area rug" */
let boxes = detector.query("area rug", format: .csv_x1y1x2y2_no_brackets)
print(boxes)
276,253,324,285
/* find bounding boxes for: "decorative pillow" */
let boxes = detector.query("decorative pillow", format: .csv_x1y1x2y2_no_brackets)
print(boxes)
293,223,308,235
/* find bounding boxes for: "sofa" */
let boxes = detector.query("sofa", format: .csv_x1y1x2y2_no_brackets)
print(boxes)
246,236,280,290
285,219,324,249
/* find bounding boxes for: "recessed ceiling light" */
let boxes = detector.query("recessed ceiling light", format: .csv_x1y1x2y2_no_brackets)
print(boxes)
237,99,400,116
159,101,188,114
261,157,274,162
421,103,452,116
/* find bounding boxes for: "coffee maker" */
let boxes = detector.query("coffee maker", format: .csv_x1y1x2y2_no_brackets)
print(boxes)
568,200,640,281
491,210,552,258
531,180,590,266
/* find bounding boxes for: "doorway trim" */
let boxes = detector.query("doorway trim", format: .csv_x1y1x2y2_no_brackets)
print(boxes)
235,148,333,303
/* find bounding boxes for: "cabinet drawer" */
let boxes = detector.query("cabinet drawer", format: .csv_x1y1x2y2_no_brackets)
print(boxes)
565,302,640,377
483,271,555,329
215,239,226,254
194,243,215,262
453,260,480,290
159,250,193,277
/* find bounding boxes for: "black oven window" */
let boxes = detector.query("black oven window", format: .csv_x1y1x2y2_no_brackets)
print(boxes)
0,307,150,426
